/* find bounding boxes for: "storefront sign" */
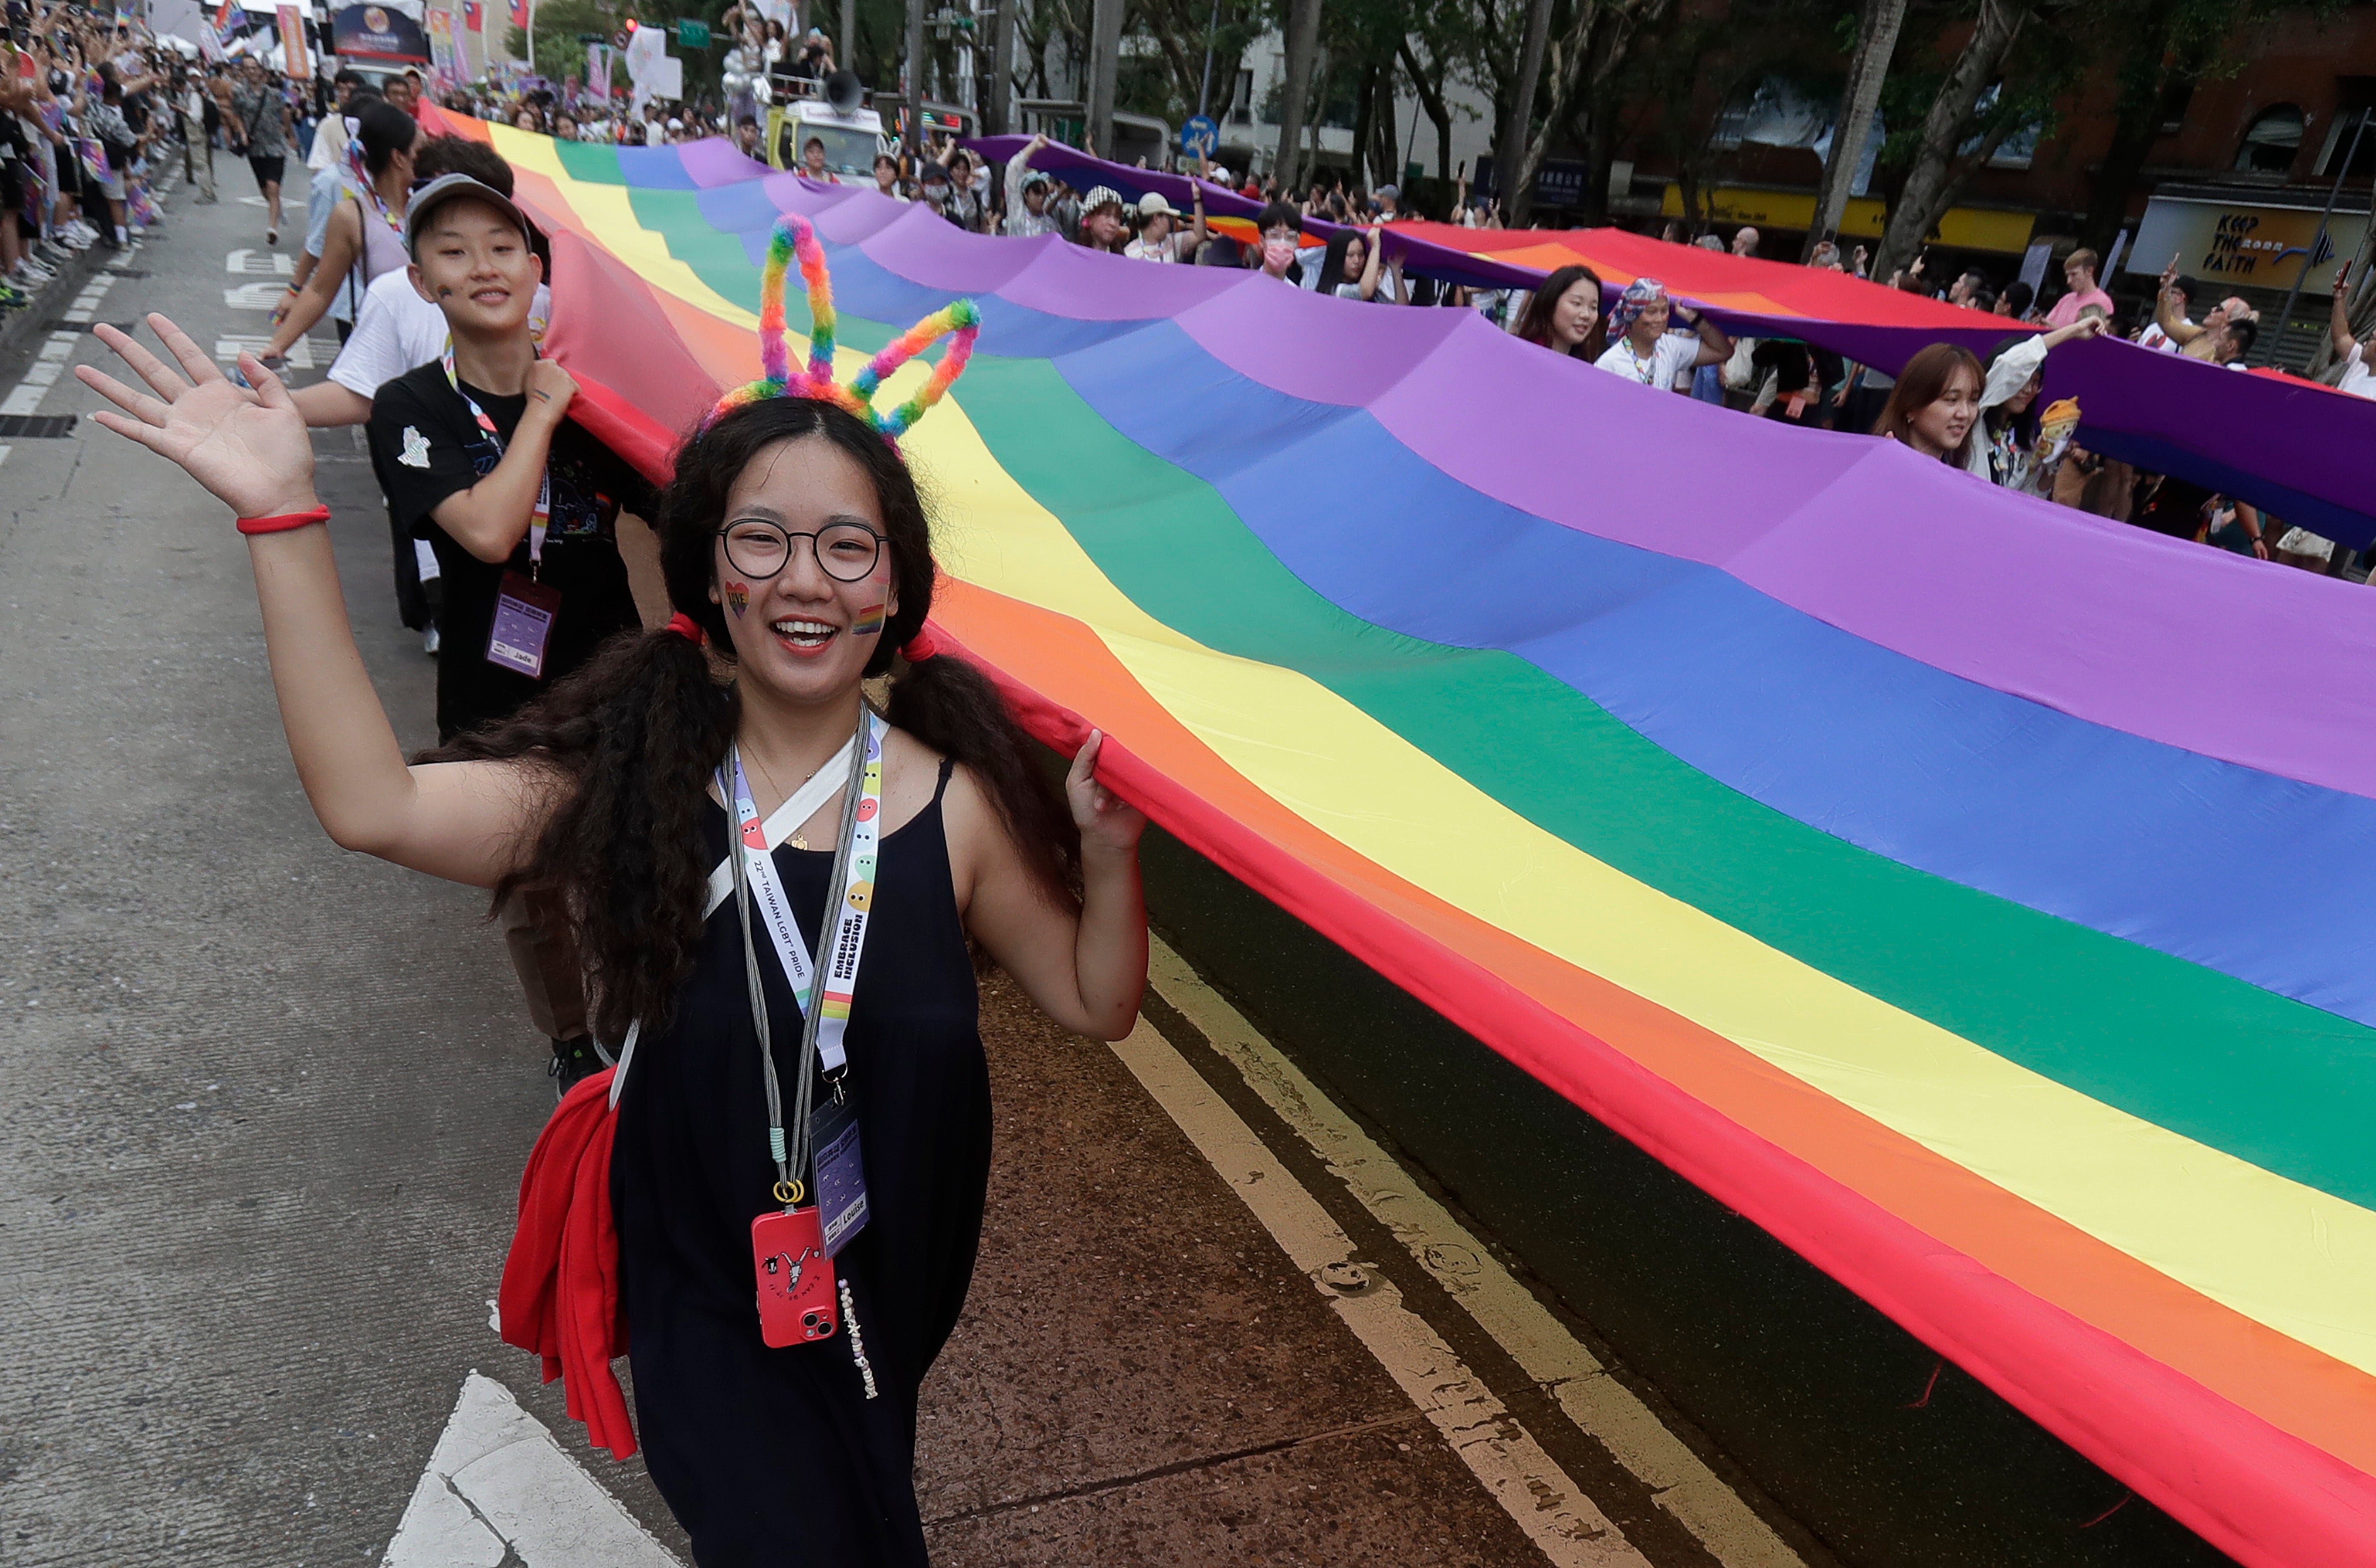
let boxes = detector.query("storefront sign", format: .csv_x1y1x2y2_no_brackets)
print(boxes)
2127,192,2368,295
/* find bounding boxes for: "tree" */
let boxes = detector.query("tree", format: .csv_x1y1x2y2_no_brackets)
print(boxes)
1870,0,2032,280
1492,0,1554,220
1805,0,1905,259
1274,0,1325,185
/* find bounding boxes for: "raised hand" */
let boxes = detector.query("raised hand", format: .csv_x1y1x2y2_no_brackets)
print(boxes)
76,313,318,520
1065,729,1147,857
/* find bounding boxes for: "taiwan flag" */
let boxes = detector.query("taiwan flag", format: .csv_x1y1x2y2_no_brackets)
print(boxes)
506,0,529,29
461,0,482,30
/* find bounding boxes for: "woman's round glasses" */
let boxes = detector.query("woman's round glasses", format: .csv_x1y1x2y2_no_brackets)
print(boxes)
719,518,885,583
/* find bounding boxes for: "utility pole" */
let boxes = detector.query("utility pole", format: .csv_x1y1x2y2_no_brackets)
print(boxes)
1195,0,1219,120
1272,0,1320,190
2269,108,2372,367
1803,0,1906,262
1491,0,1551,224
984,0,1014,133
841,0,854,80
1087,0,1123,155
904,0,927,143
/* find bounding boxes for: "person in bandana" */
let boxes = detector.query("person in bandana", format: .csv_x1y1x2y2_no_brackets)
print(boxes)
1592,278,1731,391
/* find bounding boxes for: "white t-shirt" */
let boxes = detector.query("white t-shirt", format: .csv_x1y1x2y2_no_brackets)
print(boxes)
327,269,555,398
1593,332,1699,390
1122,236,1177,262
2337,341,2375,400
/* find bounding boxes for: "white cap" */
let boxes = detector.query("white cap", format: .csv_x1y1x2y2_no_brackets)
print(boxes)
1135,190,1177,219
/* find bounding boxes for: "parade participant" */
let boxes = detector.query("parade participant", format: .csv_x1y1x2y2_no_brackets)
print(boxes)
1122,189,1205,262
77,208,1149,1566
800,135,839,183
258,100,417,365
1076,184,1128,253
1312,225,1403,301
1001,134,1066,236
1967,316,2107,490
2329,260,2376,399
1253,201,1304,283
872,152,908,202
1870,343,1983,465
1592,278,1730,390
227,58,291,244
1513,264,1607,362
360,171,649,742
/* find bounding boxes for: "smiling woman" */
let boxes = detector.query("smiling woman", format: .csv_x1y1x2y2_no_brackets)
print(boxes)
71,212,1150,1567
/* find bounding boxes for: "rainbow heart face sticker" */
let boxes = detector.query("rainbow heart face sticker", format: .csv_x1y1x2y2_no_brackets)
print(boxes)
724,581,750,618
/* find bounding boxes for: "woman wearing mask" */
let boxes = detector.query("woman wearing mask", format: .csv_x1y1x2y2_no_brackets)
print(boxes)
1592,278,1730,390
1251,202,1305,284
1512,264,1607,362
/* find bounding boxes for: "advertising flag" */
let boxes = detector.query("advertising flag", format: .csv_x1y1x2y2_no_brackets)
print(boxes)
276,5,310,76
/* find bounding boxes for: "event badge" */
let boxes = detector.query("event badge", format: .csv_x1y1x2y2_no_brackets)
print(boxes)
812,1089,869,1257
486,571,562,678
751,1205,839,1346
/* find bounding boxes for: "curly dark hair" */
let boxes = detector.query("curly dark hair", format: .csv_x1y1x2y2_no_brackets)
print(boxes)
425,397,1080,1045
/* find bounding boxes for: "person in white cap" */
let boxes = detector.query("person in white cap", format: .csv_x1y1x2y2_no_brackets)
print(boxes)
1124,188,1207,262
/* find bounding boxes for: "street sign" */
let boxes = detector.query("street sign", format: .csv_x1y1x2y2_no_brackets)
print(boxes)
677,17,710,48
1180,114,1217,158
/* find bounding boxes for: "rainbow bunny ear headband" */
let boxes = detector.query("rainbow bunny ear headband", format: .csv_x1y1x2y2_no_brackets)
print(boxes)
705,212,981,444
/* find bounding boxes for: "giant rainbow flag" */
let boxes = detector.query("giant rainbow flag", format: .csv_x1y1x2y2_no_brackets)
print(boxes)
429,112,2376,1567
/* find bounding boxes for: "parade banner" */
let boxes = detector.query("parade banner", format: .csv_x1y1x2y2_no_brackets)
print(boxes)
330,2,431,61
422,108,2376,1568
425,6,456,85
275,4,309,77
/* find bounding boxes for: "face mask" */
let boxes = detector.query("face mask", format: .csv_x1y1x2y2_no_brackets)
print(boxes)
1263,238,1296,269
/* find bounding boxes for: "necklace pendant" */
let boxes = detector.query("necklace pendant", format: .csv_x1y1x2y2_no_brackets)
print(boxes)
788,835,808,851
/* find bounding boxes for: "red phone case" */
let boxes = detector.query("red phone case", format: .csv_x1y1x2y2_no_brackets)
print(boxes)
751,1206,839,1347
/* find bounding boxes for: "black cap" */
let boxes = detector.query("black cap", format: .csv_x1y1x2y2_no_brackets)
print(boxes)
403,172,539,258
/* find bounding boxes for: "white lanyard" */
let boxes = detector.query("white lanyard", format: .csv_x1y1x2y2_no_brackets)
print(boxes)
718,711,885,1075
702,730,855,919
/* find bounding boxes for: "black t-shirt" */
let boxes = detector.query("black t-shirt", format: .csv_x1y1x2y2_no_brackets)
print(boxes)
369,360,656,741
2131,476,2213,540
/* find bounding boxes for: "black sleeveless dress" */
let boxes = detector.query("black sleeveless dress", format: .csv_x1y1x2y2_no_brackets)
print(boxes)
611,760,991,1566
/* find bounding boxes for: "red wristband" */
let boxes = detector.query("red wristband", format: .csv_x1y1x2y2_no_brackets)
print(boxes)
236,504,331,536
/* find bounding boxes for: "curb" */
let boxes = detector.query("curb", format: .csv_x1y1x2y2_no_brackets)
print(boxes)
0,167,188,368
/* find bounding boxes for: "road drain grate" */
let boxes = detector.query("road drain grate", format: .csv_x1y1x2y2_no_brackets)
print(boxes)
0,415,78,438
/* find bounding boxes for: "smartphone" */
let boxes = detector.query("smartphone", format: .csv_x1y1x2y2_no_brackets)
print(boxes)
750,1206,838,1347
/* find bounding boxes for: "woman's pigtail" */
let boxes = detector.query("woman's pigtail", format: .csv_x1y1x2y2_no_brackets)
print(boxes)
884,648,1079,903
429,624,736,1045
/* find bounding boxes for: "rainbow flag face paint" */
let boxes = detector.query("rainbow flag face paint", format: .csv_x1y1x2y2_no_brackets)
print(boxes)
851,601,886,636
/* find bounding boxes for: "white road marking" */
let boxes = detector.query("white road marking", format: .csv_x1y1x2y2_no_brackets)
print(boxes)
381,1373,682,1568
1109,1016,1648,1566
0,446,12,469
224,281,288,310
215,334,314,369
1,332,82,415
1149,939,1809,1568
226,247,294,276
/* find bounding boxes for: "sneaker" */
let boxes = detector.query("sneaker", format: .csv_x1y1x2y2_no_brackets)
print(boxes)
196,193,219,204
266,226,278,244
422,624,440,655
66,219,98,243
13,261,56,285
548,1035,610,1097
37,237,72,262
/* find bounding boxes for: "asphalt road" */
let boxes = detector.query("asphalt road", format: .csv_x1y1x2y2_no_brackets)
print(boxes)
0,157,1790,1568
